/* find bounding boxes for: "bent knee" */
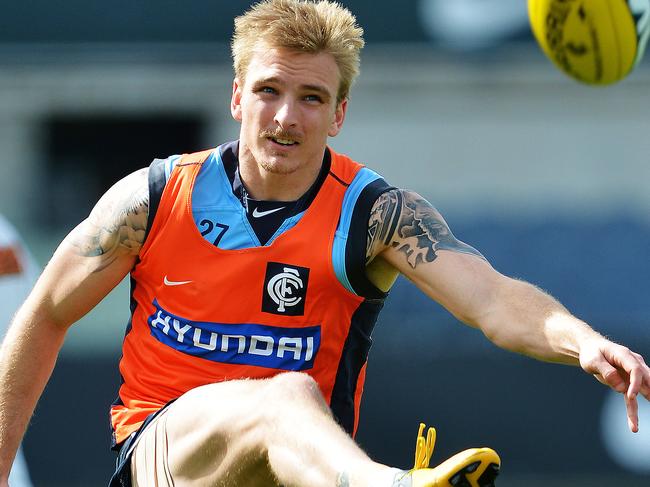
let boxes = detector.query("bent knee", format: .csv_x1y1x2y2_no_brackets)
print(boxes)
267,371,319,394
266,372,328,409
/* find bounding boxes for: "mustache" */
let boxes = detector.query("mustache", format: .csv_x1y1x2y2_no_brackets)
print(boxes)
259,128,302,143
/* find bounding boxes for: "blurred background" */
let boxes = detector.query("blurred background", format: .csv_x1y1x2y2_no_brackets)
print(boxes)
0,0,649,485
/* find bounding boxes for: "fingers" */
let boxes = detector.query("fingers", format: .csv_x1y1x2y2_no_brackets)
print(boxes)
602,346,650,432
602,346,650,395
625,393,639,433
631,352,650,401
632,352,647,365
626,366,642,400
599,363,628,393
582,342,650,432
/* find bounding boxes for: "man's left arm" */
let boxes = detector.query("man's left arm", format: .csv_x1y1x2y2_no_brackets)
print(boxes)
367,188,650,432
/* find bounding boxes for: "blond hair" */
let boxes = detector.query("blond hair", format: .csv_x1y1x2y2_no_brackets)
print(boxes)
232,0,365,103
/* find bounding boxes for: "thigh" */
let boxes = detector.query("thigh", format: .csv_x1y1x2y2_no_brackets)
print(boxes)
130,379,280,487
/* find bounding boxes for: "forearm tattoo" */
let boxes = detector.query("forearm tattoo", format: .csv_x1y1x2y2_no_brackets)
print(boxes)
71,168,149,271
367,189,484,269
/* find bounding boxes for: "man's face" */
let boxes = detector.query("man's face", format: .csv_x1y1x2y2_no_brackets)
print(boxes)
231,47,347,177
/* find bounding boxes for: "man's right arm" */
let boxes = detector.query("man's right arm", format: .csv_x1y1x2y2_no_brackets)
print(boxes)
0,167,149,484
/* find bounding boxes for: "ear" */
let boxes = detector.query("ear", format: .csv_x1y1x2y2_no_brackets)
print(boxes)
231,78,243,122
328,98,348,137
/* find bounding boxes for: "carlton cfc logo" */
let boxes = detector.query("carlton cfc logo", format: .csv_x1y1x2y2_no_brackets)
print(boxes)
262,262,310,316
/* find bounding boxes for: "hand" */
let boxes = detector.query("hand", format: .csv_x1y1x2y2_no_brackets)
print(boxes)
579,338,650,432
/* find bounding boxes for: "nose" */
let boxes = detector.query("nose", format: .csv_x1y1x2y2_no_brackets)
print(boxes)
273,98,298,129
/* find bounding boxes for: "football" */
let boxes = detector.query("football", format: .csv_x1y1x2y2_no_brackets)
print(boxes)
528,0,650,84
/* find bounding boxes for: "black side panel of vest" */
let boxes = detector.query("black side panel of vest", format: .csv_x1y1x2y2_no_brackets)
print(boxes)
110,158,167,449
143,157,168,244
344,178,395,299
110,274,140,450
329,298,385,435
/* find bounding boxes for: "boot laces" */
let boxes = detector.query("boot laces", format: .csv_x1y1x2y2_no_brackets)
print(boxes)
413,423,436,470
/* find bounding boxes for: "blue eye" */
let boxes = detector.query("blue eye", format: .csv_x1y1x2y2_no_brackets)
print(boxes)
256,86,276,95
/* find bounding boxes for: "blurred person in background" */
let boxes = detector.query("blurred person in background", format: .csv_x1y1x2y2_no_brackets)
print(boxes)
1,1,649,487
0,214,36,487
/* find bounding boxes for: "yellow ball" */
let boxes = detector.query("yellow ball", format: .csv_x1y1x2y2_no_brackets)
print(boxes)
528,0,650,85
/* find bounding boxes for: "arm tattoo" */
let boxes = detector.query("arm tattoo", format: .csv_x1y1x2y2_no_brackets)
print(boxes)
71,168,149,271
367,189,403,260
367,189,484,269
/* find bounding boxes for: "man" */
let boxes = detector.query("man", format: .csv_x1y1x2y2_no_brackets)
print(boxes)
0,214,36,487
1,1,649,486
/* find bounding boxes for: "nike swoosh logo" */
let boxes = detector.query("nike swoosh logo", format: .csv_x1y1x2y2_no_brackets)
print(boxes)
164,276,193,286
252,206,285,218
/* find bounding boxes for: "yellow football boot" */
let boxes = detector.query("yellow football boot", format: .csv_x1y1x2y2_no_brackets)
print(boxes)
393,424,500,487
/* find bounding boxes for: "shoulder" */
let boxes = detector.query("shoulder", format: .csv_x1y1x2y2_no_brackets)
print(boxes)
99,167,150,219
366,188,484,268
69,168,149,266
335,167,394,297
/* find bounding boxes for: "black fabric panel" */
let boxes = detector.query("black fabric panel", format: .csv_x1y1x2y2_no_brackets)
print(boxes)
222,140,331,216
109,274,141,449
344,178,395,299
222,140,333,245
329,298,385,435
110,156,167,449
244,148,330,245
219,140,239,190
108,400,177,486
143,157,168,244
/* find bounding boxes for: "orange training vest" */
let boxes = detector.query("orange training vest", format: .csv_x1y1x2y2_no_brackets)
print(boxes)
110,148,370,444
